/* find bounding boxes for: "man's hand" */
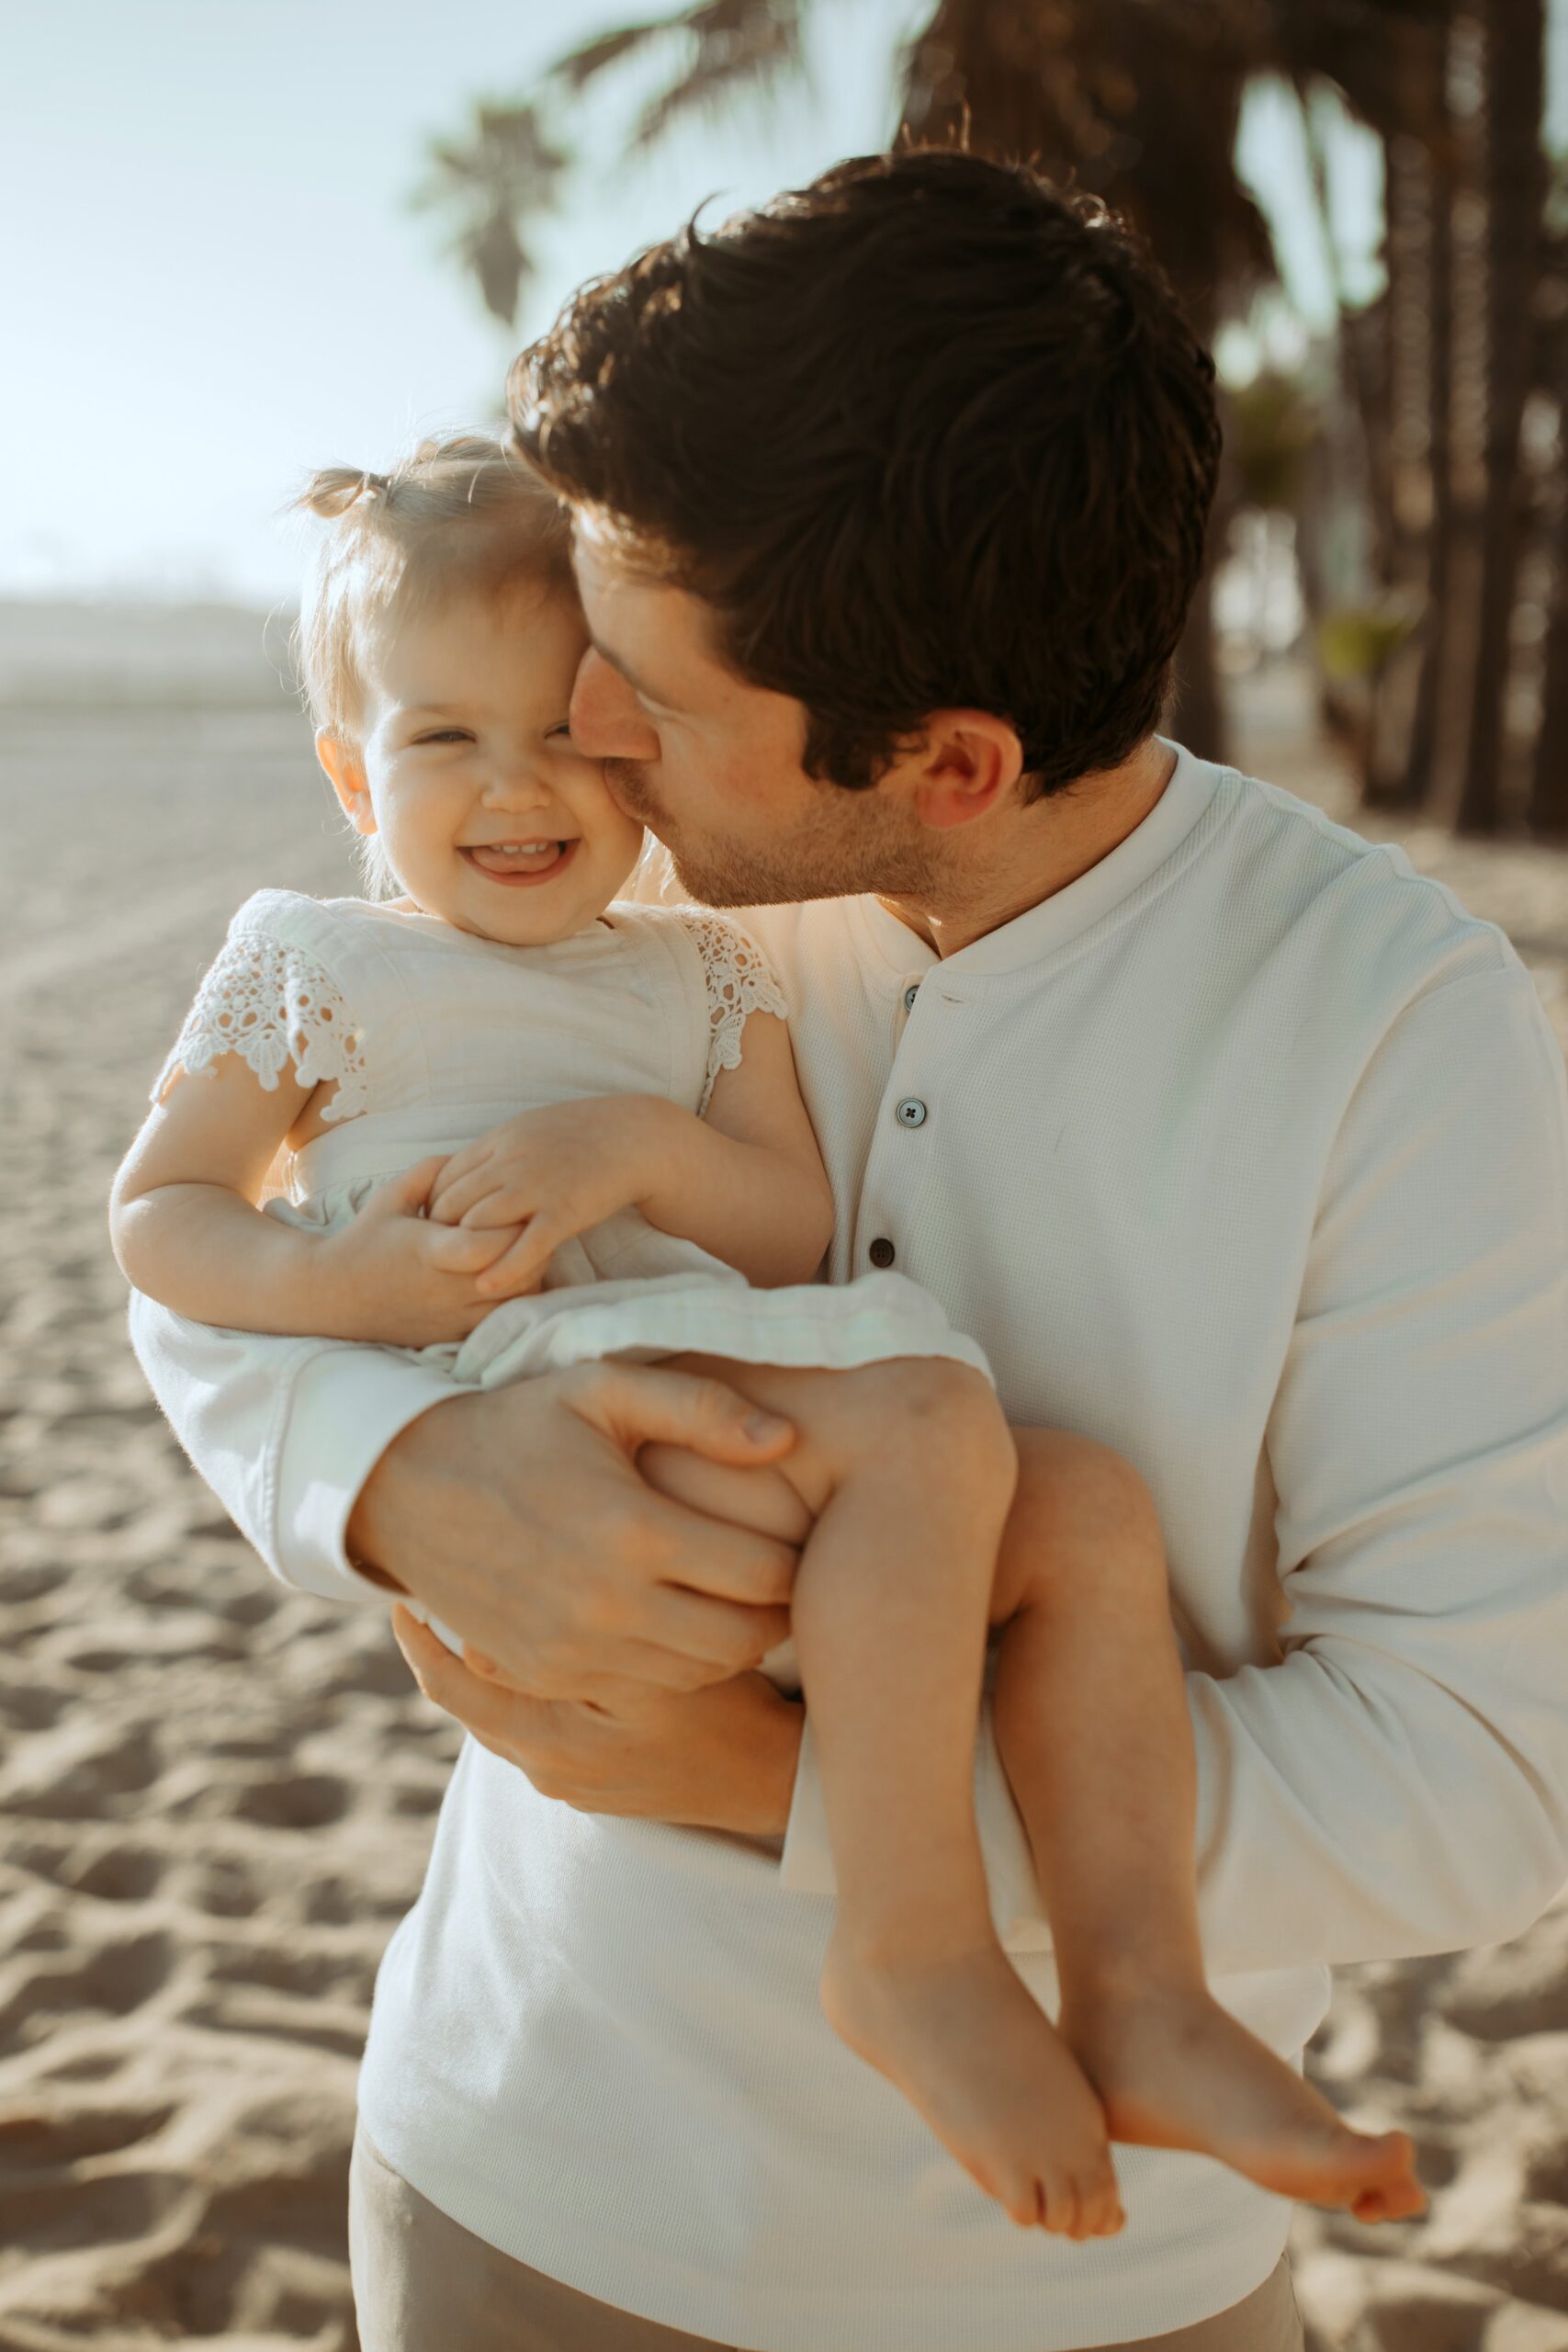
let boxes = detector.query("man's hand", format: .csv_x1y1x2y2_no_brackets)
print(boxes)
346,1361,801,1700
392,1605,804,1837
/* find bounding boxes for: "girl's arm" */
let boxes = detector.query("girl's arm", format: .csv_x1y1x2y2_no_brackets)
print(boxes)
111,1055,514,1345
427,1009,835,1294
653,1007,836,1282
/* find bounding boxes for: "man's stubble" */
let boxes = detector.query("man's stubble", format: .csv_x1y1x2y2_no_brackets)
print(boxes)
604,757,945,912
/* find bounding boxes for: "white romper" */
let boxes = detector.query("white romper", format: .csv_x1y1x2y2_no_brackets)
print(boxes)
156,888,992,1664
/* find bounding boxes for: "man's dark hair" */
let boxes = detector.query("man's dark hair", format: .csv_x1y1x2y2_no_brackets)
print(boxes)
510,147,1220,799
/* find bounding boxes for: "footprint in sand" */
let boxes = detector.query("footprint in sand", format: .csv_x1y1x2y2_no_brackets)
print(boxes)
231,1773,352,1833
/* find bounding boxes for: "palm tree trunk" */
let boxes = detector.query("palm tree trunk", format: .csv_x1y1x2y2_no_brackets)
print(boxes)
1171,568,1225,763
897,0,1248,769
1529,518,1568,836
1456,0,1545,835
1405,134,1457,809
1361,127,1426,809
1528,229,1568,836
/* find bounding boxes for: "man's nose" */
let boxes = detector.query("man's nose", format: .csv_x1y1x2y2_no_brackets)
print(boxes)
570,647,660,760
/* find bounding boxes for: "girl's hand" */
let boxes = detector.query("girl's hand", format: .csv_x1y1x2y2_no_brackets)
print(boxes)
317,1157,531,1346
425,1097,679,1300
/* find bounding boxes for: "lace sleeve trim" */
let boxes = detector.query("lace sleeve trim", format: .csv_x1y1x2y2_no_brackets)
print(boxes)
152,927,369,1121
682,913,790,1115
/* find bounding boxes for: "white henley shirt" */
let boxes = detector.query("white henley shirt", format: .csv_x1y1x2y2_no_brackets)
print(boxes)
128,743,1568,2350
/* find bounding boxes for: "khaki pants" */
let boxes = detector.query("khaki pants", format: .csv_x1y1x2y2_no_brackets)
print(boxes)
349,2123,1306,2352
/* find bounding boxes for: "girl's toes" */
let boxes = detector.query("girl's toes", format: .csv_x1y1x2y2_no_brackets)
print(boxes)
1389,2176,1427,2222
1043,2178,1082,2238
1002,2177,1043,2230
1085,2182,1125,2237
1351,2170,1426,2226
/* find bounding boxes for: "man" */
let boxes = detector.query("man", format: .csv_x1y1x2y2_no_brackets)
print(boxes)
130,151,1568,2352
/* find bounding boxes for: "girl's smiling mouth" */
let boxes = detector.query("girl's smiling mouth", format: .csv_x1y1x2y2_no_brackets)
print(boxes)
460,839,580,886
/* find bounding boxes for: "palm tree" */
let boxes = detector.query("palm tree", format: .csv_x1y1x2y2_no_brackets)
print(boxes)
1263,0,1551,834
422,0,1554,831
1455,0,1545,833
421,0,1280,767
1400,50,1460,812
895,0,1276,763
1529,186,1568,839
1274,2,1457,808
412,98,570,331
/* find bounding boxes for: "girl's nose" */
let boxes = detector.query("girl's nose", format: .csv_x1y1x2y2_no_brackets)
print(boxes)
570,646,660,761
480,759,552,809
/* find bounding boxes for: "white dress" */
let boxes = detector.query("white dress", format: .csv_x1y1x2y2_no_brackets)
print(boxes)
156,888,993,1662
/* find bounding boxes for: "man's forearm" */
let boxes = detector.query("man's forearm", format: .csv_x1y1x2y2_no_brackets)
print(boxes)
778,1642,1568,1974
344,1412,423,1592
774,1430,1568,1971
126,1288,453,1603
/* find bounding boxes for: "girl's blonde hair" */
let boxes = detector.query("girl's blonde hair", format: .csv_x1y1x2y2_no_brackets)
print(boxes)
292,433,574,895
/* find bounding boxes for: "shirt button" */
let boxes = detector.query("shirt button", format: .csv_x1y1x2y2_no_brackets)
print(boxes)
895,1097,928,1128
903,983,919,1012
868,1237,897,1269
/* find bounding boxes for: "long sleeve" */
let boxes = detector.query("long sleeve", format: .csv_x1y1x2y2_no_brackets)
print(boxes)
782,963,1568,1973
127,1289,458,1603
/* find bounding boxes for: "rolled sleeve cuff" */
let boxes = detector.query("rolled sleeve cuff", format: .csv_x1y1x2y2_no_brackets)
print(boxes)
779,1668,1054,1954
275,1350,464,1604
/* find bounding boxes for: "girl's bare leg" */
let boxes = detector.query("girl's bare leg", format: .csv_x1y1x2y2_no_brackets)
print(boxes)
641,1354,1122,2238
989,1431,1424,2224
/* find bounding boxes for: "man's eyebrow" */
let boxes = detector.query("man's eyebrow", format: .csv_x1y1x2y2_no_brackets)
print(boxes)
588,633,675,709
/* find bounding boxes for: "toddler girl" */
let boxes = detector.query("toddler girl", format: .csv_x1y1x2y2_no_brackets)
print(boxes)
111,435,1422,2238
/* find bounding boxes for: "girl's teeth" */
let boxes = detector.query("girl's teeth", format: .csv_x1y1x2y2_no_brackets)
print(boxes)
470,840,563,871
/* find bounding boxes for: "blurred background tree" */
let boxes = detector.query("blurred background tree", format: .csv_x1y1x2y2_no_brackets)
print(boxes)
422,0,1564,841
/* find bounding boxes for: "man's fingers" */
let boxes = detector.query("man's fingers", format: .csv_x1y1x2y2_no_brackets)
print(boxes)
641,1480,801,1607
393,1606,554,1743
646,1587,795,1677
566,1362,795,1467
393,1611,692,1775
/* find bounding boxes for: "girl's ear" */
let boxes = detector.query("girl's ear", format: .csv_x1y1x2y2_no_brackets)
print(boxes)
317,729,377,834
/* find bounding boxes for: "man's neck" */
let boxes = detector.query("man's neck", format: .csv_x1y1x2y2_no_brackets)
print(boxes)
878,736,1179,957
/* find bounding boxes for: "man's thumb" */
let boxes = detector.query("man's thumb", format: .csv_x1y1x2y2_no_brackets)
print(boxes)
570,1363,795,1464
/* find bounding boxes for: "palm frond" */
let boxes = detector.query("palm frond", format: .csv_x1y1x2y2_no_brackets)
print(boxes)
413,98,572,324
631,0,806,153
899,0,1274,314
1261,0,1453,144
549,17,685,91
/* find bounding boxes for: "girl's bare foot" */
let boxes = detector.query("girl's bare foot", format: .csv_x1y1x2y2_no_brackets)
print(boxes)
820,1931,1124,2237
1063,1982,1427,2223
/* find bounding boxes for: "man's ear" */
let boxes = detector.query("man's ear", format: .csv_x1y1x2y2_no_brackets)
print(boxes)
316,729,377,834
905,711,1025,832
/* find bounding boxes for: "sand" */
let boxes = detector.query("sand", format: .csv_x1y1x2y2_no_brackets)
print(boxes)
1,615,1565,2350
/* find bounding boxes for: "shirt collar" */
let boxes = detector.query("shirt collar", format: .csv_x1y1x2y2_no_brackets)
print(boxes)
850,738,1222,985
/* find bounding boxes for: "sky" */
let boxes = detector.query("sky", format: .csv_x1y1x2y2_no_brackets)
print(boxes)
11,0,1566,605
